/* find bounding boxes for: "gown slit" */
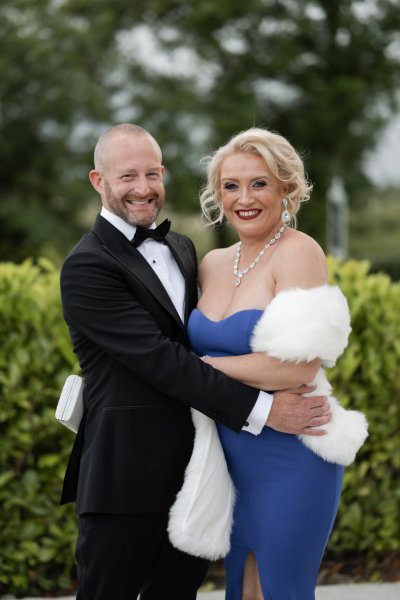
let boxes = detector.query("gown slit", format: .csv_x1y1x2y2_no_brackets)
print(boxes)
242,551,266,600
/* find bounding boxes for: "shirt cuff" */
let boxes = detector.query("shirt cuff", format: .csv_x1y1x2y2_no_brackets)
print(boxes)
242,391,274,435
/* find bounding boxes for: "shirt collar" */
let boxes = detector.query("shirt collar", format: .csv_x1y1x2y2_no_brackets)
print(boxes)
100,206,156,240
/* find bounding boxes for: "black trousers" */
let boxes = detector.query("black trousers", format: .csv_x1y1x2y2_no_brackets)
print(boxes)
76,512,209,600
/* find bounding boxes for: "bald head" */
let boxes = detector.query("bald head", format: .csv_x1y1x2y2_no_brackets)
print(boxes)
94,123,162,172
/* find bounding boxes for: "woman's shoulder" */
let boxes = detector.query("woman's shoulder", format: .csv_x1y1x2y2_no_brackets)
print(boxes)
279,228,325,260
273,228,327,288
198,244,236,281
199,244,235,268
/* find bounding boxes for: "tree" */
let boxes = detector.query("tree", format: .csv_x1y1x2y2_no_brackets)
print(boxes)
0,0,123,261
109,0,400,245
1,0,399,259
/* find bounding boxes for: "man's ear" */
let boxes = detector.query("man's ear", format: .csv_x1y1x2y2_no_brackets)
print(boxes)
89,169,103,194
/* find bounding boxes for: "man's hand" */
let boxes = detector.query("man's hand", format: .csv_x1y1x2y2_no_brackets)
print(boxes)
266,385,331,436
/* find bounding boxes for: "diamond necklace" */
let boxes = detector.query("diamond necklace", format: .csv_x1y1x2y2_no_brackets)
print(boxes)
233,225,286,287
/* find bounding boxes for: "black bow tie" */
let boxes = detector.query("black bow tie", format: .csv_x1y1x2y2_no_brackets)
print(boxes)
132,219,171,248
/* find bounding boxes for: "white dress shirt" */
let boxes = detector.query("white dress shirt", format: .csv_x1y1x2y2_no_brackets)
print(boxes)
100,207,273,434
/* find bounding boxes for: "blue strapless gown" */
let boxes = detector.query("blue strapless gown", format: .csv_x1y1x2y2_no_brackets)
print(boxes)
188,309,344,600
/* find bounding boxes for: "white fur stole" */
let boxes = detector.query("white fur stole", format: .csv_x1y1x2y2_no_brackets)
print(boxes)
168,408,235,560
251,285,368,465
168,285,368,560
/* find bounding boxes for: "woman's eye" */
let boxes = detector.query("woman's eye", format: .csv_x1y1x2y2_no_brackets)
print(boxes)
223,182,238,191
253,180,268,188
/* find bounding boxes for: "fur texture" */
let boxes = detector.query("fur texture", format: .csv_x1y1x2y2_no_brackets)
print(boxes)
168,408,235,560
251,285,352,367
251,285,368,465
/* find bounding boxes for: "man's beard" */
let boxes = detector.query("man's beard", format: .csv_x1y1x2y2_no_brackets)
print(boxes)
104,181,163,228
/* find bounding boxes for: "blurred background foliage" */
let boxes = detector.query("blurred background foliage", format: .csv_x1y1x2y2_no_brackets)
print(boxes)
0,258,399,596
0,0,399,274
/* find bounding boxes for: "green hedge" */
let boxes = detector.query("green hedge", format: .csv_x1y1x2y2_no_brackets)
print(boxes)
0,258,399,596
326,257,400,558
0,259,78,596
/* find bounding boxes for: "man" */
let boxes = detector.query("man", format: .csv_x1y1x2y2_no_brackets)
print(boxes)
60,123,330,600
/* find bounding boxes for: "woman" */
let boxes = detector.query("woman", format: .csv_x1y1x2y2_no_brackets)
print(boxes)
188,128,345,600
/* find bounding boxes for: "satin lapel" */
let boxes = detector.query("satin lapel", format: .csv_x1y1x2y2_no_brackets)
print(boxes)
165,233,197,324
92,216,184,330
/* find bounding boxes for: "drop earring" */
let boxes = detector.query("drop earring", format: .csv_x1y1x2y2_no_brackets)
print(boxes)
281,198,291,225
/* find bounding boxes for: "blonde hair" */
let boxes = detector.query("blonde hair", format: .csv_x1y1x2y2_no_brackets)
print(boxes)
199,127,313,226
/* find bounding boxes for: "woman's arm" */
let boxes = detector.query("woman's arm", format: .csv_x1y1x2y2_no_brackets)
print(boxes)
201,353,320,390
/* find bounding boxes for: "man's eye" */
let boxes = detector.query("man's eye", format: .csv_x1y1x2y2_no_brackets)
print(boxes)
147,172,160,178
121,174,134,180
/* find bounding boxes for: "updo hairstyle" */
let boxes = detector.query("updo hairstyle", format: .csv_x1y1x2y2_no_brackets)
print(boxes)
199,127,313,226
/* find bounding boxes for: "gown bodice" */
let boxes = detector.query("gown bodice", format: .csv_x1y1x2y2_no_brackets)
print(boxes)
188,308,264,358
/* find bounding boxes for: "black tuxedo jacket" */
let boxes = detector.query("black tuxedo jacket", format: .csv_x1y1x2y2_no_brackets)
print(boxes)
60,215,258,515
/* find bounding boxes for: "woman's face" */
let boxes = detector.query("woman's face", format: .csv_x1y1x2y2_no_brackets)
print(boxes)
220,152,286,240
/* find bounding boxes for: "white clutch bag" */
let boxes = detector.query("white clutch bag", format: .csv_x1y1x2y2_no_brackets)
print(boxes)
55,375,84,433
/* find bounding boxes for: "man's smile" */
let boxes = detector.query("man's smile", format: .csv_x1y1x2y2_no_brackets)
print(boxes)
126,198,154,205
